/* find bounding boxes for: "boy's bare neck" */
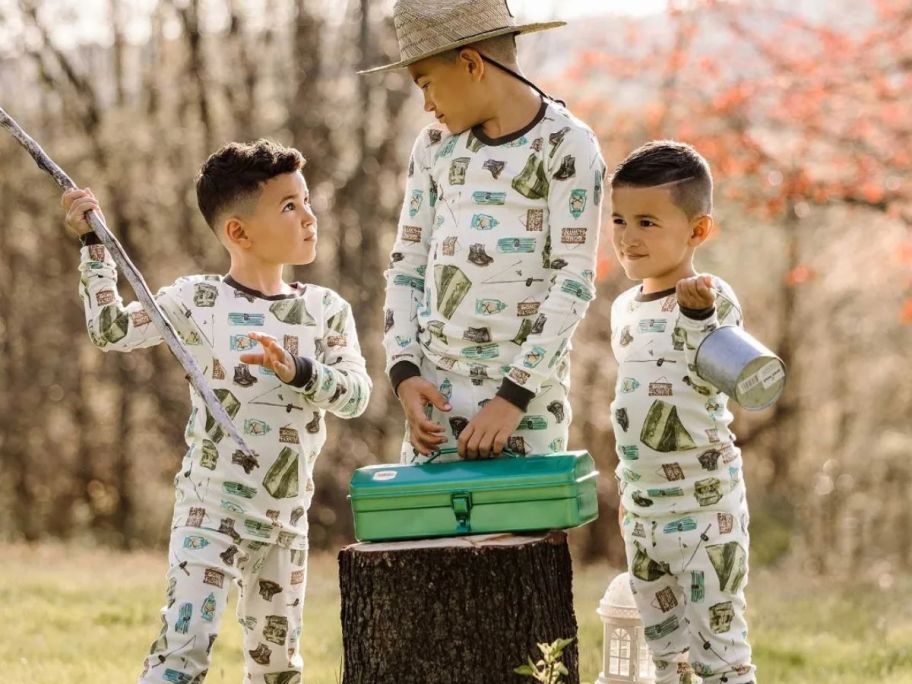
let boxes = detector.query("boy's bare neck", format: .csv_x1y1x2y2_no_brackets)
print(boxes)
641,264,698,295
226,262,294,298
478,83,543,140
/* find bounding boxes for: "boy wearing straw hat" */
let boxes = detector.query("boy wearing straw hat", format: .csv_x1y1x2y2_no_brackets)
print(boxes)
364,0,606,463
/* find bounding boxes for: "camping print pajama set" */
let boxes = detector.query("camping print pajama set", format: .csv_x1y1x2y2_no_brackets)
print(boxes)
77,237,371,683
383,99,606,462
611,279,756,683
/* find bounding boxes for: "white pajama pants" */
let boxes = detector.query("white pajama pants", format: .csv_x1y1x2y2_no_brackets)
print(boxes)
400,356,572,463
622,509,755,684
139,527,308,684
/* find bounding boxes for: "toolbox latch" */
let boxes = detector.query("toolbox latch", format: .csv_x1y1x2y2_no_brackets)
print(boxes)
451,492,472,533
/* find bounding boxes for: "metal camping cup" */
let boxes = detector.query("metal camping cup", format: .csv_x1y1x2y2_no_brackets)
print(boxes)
694,326,787,410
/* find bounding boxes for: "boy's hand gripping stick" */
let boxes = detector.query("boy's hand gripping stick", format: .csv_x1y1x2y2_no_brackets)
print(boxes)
0,107,255,459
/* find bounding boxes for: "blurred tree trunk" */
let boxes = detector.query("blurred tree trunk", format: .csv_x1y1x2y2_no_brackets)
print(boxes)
225,0,257,141
765,200,801,494
175,0,214,154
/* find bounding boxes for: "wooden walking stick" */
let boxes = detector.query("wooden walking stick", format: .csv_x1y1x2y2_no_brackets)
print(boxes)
0,106,255,458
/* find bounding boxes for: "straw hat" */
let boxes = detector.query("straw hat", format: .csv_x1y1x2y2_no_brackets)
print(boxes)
359,0,565,75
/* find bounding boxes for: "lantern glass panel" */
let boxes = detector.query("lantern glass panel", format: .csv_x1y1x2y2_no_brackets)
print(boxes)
609,627,632,676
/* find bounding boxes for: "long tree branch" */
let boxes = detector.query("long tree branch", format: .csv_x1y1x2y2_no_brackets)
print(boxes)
0,107,254,459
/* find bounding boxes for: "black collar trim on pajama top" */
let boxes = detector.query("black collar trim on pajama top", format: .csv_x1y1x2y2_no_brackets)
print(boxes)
469,98,548,147
222,274,305,301
635,285,677,303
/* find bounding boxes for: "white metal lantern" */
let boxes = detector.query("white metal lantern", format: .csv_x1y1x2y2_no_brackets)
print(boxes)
596,572,656,683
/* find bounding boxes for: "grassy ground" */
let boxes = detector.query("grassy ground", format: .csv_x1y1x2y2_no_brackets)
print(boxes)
2,542,912,683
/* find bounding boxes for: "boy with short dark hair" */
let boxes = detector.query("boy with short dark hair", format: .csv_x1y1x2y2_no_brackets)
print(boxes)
62,138,371,683
609,140,755,683
363,0,606,463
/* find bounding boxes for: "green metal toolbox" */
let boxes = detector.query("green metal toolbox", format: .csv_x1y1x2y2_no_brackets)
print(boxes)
348,451,599,542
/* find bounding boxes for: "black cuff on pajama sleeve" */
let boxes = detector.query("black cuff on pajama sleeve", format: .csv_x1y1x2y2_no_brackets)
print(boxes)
496,378,536,412
285,356,315,389
79,232,103,247
389,361,422,396
679,305,715,320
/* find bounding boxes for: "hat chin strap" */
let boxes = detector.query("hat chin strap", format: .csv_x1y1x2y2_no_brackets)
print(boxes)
479,54,566,107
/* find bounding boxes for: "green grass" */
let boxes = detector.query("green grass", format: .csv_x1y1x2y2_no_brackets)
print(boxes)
2,542,911,683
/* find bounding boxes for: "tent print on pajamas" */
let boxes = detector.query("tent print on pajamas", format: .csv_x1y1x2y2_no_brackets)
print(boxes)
434,265,472,319
204,389,241,443
706,541,748,593
512,153,549,200
98,304,130,344
269,299,316,326
640,399,697,452
263,446,299,499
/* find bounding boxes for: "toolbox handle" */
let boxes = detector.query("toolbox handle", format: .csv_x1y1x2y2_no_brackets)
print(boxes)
430,447,524,462
451,491,473,533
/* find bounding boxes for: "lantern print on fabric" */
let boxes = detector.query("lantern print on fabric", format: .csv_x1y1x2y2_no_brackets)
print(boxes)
383,100,606,459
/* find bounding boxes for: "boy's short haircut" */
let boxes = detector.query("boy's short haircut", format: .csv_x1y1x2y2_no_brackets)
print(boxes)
196,139,306,231
447,33,518,66
611,140,713,219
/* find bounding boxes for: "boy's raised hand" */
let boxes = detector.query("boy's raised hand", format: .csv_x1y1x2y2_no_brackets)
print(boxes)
240,332,296,384
397,376,451,456
61,187,104,239
458,396,522,460
676,274,716,310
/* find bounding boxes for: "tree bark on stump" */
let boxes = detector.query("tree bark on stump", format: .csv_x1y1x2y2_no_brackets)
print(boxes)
338,531,579,684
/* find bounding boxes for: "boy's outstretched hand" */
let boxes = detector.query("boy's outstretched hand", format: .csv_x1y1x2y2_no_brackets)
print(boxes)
61,187,104,238
458,396,522,460
240,332,296,383
397,376,451,456
676,273,716,310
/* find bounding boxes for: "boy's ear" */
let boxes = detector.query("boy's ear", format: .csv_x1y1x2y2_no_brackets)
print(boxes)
690,215,713,245
459,48,485,80
224,216,251,247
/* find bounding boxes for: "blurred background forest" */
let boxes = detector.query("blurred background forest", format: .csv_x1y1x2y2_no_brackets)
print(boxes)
0,0,909,578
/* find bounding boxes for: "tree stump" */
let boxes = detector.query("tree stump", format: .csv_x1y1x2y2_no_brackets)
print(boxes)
338,530,579,684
